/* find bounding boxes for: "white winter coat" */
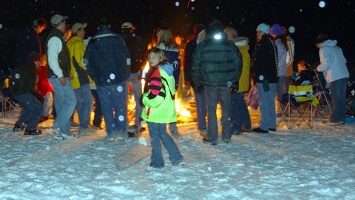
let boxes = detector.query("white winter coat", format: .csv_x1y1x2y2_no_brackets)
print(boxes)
317,40,349,83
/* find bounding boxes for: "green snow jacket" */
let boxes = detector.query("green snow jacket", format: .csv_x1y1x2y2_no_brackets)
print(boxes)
140,66,176,123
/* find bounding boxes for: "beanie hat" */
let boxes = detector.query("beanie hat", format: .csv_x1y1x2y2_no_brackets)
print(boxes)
193,24,206,38
314,32,328,44
269,24,282,35
209,20,223,34
256,23,270,34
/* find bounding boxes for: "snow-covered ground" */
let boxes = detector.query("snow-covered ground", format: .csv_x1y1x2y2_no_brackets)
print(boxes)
0,107,354,200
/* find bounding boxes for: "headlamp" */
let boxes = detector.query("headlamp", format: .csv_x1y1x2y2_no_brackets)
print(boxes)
213,33,222,40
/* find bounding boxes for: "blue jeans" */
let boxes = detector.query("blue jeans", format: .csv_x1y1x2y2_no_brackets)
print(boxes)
329,78,348,123
230,92,251,132
74,84,93,129
14,92,43,130
127,72,143,127
49,77,77,134
257,82,276,130
147,122,183,168
91,89,102,127
192,86,207,131
42,92,53,117
97,82,128,138
275,76,286,115
205,85,231,143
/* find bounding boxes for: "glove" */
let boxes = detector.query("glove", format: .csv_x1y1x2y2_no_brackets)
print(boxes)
230,81,239,93
194,85,204,94
263,79,270,92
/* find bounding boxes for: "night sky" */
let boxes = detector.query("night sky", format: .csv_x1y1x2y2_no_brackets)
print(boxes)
1,0,354,69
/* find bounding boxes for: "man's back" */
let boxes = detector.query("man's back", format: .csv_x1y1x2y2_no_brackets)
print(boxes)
85,26,130,86
122,31,146,73
191,34,242,87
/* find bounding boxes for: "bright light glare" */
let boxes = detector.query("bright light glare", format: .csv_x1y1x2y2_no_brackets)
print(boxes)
319,1,326,8
175,1,180,6
288,26,296,33
214,33,222,40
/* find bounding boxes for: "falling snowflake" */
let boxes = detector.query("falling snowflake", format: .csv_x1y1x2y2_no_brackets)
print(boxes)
319,1,326,8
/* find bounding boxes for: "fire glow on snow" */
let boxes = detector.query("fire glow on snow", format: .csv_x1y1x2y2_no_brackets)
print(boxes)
0,105,354,199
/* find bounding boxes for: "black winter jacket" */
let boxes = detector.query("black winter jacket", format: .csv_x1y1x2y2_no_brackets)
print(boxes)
84,26,130,86
184,38,198,87
121,31,146,73
191,33,242,87
252,35,278,83
9,61,37,96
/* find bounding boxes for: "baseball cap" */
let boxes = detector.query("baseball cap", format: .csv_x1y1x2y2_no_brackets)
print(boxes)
121,22,133,29
51,14,68,26
71,23,87,34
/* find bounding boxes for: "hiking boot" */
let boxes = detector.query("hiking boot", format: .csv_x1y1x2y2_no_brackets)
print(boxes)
47,128,64,140
232,130,243,135
13,123,25,132
252,127,269,133
199,129,207,137
79,128,92,136
60,133,76,140
24,129,42,135
242,128,252,133
329,122,339,126
202,137,217,145
221,139,230,144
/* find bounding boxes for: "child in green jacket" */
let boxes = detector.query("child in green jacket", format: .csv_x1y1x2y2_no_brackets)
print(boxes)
141,48,183,169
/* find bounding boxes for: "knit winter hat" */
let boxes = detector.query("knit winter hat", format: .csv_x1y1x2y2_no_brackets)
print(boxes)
208,20,224,34
193,24,206,38
256,23,270,34
269,24,282,35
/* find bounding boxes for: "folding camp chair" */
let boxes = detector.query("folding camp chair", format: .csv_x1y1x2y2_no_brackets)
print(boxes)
312,70,332,118
277,84,319,129
1,78,21,117
346,79,355,116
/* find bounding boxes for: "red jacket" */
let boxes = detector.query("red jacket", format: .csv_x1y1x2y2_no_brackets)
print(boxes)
37,65,54,96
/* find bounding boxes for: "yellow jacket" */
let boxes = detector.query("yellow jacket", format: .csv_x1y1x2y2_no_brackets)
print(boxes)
235,39,250,92
66,36,93,89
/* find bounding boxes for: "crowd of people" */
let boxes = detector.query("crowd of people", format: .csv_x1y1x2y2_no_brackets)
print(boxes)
6,13,350,169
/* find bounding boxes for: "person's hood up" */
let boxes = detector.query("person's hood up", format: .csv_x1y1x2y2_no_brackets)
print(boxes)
193,24,206,38
321,39,337,47
159,63,174,76
234,37,249,47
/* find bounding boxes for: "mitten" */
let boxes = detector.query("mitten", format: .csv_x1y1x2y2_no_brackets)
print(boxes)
263,79,270,92
230,81,239,93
